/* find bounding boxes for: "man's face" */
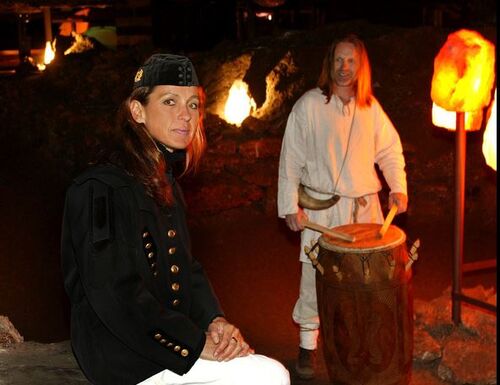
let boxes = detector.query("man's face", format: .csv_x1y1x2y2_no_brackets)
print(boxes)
331,42,360,89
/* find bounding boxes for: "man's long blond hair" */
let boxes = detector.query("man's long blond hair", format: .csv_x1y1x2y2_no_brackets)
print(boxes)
317,34,373,107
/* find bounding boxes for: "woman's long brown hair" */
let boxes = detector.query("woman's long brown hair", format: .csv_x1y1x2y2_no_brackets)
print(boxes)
98,86,206,206
317,34,373,108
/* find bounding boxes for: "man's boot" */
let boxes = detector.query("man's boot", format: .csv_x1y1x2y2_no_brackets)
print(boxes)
295,347,316,380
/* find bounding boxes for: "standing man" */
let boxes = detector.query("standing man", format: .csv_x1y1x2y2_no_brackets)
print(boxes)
277,34,408,380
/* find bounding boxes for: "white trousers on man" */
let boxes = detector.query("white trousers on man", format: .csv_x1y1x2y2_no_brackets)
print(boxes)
293,193,384,350
137,354,290,385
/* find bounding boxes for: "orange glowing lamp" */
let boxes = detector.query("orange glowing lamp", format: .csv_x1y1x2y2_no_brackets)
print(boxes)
430,29,497,324
431,29,495,130
482,89,496,171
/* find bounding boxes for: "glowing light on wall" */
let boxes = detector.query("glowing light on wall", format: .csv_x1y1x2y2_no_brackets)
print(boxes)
223,80,256,127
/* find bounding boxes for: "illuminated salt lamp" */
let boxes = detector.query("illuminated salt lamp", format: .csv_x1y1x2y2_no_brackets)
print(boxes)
482,89,496,171
430,29,496,324
431,29,495,115
431,102,483,130
224,80,256,127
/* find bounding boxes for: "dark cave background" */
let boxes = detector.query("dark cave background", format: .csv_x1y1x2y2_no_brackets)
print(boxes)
0,0,496,344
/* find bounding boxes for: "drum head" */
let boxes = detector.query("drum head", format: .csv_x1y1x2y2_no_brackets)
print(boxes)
319,223,406,253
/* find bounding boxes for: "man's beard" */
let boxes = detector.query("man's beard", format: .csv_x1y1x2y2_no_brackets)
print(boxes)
334,71,354,88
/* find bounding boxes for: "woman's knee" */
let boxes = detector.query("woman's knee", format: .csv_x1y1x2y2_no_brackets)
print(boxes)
247,354,290,385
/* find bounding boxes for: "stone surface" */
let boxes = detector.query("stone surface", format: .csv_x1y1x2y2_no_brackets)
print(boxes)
0,340,89,385
0,316,23,348
0,286,495,385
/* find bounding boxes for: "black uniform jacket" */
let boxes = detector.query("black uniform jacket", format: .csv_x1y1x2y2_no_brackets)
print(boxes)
61,163,223,385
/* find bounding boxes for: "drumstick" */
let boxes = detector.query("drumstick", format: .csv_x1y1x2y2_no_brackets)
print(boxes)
378,204,398,239
302,220,356,243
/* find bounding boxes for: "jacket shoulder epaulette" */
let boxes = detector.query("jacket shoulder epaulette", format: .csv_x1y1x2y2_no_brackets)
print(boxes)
73,164,134,189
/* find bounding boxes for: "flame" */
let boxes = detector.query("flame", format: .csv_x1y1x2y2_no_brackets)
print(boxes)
223,80,256,127
482,89,496,171
44,39,56,64
431,29,495,114
64,32,94,55
36,39,56,71
431,102,483,131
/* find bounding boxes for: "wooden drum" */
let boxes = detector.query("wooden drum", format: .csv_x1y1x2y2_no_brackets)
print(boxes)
315,223,413,385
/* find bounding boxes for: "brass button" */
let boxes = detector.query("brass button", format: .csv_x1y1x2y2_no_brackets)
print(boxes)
172,299,180,306
148,252,154,259
171,282,180,291
167,230,176,238
150,262,156,268
154,333,162,340
167,342,174,347
168,247,176,255
145,242,152,249
170,265,180,274
153,271,158,277
159,338,166,344
181,349,189,357
142,231,149,238
174,345,181,352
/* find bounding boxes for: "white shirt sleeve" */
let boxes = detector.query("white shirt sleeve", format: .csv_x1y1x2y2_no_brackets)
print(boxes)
277,101,307,217
373,101,408,195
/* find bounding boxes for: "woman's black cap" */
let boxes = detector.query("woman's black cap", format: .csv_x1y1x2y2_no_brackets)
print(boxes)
133,54,199,88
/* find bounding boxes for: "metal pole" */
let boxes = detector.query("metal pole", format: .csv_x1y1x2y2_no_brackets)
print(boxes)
452,111,466,324
42,7,53,43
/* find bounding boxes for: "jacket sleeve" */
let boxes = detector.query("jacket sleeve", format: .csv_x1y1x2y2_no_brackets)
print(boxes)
63,178,205,375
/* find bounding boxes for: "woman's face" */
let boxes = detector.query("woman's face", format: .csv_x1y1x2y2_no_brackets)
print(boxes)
133,85,201,150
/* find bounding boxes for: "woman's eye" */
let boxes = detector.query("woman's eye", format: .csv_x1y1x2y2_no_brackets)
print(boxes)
189,102,199,110
163,98,175,105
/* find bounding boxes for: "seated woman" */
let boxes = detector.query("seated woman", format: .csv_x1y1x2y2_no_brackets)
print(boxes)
61,53,290,385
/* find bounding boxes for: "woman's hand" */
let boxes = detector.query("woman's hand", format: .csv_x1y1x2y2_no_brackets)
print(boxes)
201,317,254,361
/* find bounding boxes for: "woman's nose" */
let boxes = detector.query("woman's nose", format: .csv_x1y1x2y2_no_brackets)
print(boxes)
178,106,192,121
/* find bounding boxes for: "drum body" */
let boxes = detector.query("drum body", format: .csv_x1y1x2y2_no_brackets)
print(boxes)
316,223,413,385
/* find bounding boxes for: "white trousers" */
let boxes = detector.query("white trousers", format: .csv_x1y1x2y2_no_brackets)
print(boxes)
293,193,384,349
137,354,290,385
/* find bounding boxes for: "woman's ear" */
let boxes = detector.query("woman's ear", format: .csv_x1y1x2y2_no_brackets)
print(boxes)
130,100,146,124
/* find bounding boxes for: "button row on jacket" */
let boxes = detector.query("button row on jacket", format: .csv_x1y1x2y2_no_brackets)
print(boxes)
142,229,158,277
166,228,180,302
153,332,189,357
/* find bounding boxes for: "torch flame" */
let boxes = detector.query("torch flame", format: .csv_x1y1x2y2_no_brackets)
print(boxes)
44,39,56,64
36,39,56,71
223,80,256,127
482,89,496,171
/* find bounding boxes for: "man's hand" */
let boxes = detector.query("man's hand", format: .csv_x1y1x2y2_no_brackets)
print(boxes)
201,317,254,361
389,192,408,214
285,208,308,231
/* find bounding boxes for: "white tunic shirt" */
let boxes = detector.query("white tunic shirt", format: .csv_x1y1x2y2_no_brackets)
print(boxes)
277,88,408,262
